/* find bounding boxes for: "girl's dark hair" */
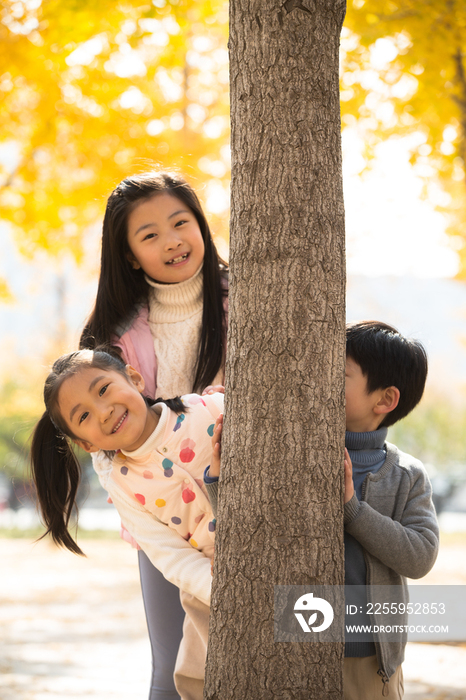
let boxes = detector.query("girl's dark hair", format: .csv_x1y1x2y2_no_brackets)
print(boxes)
80,170,228,393
30,348,184,555
346,321,428,427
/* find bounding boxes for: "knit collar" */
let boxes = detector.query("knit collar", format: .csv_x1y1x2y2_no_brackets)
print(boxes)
146,263,203,300
345,427,387,467
146,264,203,322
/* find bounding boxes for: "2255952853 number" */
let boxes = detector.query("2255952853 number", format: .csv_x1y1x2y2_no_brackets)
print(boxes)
367,602,446,615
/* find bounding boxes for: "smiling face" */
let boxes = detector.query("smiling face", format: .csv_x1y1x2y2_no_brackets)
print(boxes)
126,193,205,284
57,366,158,453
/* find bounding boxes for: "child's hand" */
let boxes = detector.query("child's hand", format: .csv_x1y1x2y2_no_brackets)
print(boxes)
120,524,141,550
202,385,225,395
344,448,355,504
208,414,223,478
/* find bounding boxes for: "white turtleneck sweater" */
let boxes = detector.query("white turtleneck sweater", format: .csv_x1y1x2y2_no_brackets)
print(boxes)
146,265,222,397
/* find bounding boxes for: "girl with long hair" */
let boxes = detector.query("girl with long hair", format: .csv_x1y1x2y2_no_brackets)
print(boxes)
31,348,223,700
80,170,228,699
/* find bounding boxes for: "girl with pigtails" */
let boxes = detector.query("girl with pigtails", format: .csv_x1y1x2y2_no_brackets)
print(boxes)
34,170,227,699
31,348,223,700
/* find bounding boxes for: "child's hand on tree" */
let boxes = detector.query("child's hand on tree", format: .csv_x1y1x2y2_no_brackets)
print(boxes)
209,414,223,478
202,385,225,395
344,448,355,504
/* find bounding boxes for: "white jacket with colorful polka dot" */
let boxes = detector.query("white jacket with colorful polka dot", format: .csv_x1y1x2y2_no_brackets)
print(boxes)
114,393,221,558
92,392,223,605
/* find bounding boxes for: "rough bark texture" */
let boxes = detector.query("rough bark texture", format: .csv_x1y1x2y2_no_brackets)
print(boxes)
205,1,347,698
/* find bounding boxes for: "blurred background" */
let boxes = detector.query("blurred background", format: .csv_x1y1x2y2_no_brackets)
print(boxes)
1,1,466,698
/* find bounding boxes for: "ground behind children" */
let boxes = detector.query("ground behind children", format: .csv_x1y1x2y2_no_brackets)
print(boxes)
1,532,465,700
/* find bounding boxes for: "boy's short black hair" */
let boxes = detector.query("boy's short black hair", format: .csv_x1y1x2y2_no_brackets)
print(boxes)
346,321,428,427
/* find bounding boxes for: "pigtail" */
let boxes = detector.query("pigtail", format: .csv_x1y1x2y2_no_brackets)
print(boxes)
150,396,185,414
30,411,84,556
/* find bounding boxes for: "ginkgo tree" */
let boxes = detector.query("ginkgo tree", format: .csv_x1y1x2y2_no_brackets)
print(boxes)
342,0,466,272
2,0,466,279
0,0,230,266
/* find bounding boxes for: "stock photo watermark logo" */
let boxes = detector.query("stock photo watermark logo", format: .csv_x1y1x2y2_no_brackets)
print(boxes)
274,585,466,643
294,592,334,633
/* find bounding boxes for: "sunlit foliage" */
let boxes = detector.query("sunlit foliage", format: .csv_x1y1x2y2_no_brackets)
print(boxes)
343,0,466,273
0,363,44,485
2,0,466,278
0,0,230,265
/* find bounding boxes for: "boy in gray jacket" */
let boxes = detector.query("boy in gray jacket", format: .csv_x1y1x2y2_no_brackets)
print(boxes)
344,320,439,699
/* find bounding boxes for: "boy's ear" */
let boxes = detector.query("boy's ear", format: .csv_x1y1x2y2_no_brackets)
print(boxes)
126,365,146,393
374,386,400,417
126,252,141,270
74,439,99,454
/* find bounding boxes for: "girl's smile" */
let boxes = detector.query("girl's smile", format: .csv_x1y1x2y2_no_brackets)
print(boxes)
166,252,189,266
58,366,158,453
126,193,205,284
111,410,128,433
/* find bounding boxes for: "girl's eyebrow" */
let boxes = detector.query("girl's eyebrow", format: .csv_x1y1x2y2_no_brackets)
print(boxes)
134,222,157,236
133,209,190,236
69,374,106,421
168,208,190,219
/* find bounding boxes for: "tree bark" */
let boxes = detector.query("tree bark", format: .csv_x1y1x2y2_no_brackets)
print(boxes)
205,1,347,698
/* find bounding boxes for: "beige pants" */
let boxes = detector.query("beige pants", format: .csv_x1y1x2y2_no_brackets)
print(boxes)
174,591,210,700
344,656,404,699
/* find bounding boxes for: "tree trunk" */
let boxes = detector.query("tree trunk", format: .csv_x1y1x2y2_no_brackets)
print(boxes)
205,1,347,698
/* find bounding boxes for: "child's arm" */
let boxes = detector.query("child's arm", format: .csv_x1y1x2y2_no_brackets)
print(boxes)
110,485,212,605
344,460,439,579
204,414,222,518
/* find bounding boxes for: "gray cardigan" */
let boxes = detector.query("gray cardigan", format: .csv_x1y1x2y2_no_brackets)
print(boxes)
344,442,439,691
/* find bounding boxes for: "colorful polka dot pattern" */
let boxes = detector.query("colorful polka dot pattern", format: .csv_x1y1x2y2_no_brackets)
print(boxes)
188,396,206,407
180,438,196,463
182,487,196,503
173,414,185,432
162,458,174,478
111,395,223,556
